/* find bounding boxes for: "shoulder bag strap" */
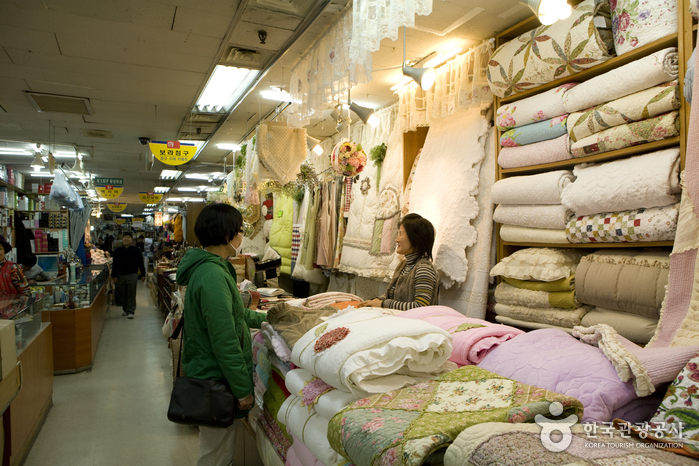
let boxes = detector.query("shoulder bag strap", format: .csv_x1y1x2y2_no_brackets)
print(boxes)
171,316,184,379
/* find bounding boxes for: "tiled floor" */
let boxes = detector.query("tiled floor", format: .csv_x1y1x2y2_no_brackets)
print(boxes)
24,282,201,466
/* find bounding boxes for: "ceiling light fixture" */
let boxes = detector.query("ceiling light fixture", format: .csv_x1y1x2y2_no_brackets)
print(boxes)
306,136,323,156
520,0,571,24
195,65,259,113
160,170,183,180
401,27,436,91
31,144,44,171
260,88,292,102
154,186,170,193
391,46,463,91
177,187,199,192
121,214,133,218
184,173,212,180
217,143,241,151
349,102,380,127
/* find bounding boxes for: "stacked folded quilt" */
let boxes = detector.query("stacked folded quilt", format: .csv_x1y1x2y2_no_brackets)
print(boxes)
327,366,584,466
487,0,611,98
576,249,670,344
490,248,590,329
396,306,524,366
562,148,681,243
493,170,575,241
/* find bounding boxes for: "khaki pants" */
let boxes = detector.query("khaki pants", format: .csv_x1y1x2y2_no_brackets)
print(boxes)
198,422,239,466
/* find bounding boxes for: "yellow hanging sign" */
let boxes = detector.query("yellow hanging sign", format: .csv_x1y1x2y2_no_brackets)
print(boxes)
138,192,163,204
95,177,124,200
107,203,127,212
114,219,126,225
149,140,197,166
133,217,145,222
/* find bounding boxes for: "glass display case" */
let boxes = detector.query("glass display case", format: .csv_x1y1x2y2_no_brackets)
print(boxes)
0,292,53,354
32,265,108,309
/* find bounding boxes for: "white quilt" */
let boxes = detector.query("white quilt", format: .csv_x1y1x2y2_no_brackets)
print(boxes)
285,368,366,420
338,105,403,280
492,170,574,205
563,47,679,113
494,204,574,230
561,147,681,217
409,107,490,288
278,395,340,466
291,308,455,395
499,224,569,244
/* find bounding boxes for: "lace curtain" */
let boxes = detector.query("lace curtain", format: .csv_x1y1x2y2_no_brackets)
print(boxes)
288,8,372,128
349,0,433,64
398,40,494,132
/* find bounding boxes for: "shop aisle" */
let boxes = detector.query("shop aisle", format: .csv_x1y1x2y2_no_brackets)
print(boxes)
23,282,201,466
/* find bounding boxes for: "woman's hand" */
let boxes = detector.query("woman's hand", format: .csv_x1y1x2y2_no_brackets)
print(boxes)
357,298,383,308
237,394,254,411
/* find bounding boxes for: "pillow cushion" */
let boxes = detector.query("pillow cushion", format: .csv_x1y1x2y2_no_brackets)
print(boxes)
489,248,585,282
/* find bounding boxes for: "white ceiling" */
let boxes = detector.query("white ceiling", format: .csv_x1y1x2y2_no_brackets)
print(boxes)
0,0,532,214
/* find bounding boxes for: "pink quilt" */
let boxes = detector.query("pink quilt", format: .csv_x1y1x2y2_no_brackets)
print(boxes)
397,306,525,365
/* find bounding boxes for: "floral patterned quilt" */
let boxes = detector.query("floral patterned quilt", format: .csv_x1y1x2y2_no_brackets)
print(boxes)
611,0,677,56
500,115,568,147
487,0,612,98
327,366,584,466
570,110,679,158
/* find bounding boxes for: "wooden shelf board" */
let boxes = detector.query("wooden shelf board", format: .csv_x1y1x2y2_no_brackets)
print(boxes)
502,241,674,248
498,34,678,104
0,179,39,198
501,137,680,175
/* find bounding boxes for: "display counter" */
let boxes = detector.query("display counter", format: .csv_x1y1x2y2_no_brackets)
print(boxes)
0,294,54,466
37,266,108,373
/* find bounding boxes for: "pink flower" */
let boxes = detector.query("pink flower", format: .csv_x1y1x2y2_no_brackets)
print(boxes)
618,36,625,45
501,137,518,147
348,156,359,167
630,38,639,47
550,115,567,127
533,110,546,122
381,448,398,465
610,0,617,9
370,408,382,413
361,418,384,433
354,398,372,406
618,12,631,32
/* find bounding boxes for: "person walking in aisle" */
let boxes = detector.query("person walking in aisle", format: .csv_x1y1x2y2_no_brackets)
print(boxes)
176,204,266,466
112,232,146,319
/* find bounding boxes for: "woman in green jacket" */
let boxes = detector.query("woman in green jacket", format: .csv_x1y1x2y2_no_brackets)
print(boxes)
176,203,266,466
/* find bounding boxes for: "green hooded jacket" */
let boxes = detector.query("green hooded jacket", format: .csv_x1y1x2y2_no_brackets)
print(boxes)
176,248,266,413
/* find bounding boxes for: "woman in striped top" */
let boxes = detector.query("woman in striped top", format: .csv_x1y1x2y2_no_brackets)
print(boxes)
358,214,439,310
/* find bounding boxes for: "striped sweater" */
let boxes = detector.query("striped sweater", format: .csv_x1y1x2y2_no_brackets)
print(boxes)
380,252,438,310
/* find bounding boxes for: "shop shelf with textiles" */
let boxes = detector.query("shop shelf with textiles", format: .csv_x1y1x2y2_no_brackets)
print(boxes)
492,0,691,261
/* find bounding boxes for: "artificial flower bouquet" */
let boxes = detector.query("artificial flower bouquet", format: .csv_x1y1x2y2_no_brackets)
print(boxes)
331,141,367,177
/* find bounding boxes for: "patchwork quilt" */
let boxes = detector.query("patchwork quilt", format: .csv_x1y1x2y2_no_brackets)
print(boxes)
487,0,611,98
566,203,679,243
327,366,584,466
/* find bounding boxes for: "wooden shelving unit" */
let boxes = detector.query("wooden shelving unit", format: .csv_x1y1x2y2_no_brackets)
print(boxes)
494,0,691,262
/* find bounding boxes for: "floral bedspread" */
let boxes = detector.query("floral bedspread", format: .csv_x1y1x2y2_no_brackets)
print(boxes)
327,366,584,466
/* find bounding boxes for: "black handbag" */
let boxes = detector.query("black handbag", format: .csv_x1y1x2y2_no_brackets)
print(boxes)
167,317,237,428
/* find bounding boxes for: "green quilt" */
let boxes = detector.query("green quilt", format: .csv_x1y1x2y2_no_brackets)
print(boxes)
328,366,584,466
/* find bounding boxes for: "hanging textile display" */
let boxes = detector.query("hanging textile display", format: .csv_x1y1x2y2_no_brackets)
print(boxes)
408,107,490,288
255,123,308,184
288,7,372,127
398,41,494,132
70,202,92,252
338,105,405,280
349,0,433,66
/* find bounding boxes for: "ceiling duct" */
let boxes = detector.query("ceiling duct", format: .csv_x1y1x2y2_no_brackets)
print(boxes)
26,92,94,115
80,129,114,139
221,47,270,69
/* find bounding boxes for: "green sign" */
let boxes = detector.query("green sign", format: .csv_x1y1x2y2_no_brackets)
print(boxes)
95,177,124,186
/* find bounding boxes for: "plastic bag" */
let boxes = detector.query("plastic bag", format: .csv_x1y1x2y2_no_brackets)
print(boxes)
49,170,82,209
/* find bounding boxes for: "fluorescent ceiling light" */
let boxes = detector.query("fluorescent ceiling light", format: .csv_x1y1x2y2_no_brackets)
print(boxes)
184,173,212,180
201,186,220,192
167,197,183,202
0,150,31,156
177,187,199,192
98,197,108,202
121,214,133,218
160,170,182,180
29,172,54,177
217,144,241,151
146,204,157,207
186,198,205,203
260,89,292,102
154,186,170,193
195,65,259,113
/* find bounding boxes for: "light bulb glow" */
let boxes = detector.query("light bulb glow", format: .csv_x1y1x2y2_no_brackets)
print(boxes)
313,144,324,155
368,114,380,127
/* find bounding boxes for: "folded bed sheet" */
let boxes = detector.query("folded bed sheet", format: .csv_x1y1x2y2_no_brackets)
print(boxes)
291,308,456,395
566,203,679,243
582,307,658,345
500,115,568,146
570,110,680,158
492,170,574,205
563,47,679,113
567,81,679,142
499,224,569,243
497,134,573,169
561,147,681,216
494,204,574,230
493,302,591,328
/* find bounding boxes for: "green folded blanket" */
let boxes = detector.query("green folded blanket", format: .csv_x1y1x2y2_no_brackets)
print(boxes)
503,274,575,292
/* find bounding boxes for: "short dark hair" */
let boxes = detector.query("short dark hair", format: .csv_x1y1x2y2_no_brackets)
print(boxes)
0,241,11,254
195,203,242,247
20,254,37,267
399,213,435,260
122,232,132,239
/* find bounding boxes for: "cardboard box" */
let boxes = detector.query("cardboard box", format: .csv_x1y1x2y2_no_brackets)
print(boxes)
0,320,17,381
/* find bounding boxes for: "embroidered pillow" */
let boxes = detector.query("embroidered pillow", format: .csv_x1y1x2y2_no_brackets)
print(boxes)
489,248,585,282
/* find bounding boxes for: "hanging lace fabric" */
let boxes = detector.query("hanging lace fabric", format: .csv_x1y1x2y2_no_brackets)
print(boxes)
398,40,494,132
349,0,433,65
288,7,372,128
